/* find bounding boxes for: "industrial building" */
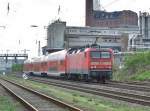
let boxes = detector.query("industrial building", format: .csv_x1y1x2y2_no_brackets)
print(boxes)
86,0,138,27
43,20,139,54
41,0,140,54
43,0,150,54
128,12,150,50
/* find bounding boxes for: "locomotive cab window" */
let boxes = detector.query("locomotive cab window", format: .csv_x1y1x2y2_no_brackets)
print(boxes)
90,51,111,58
101,52,111,58
90,51,101,58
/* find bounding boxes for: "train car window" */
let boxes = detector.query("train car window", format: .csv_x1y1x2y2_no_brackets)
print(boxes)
60,60,64,65
43,62,47,66
101,52,111,58
41,62,47,66
90,51,101,58
84,52,86,57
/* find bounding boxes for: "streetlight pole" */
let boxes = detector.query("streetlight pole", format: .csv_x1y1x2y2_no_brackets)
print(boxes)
38,41,41,56
30,25,47,56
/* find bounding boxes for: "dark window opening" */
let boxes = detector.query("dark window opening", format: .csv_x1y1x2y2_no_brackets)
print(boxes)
90,51,111,58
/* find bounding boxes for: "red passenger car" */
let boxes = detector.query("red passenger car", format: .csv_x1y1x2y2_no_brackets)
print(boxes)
24,50,67,77
46,50,66,77
23,45,113,82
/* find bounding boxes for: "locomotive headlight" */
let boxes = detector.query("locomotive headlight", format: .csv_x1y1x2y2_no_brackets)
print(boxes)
91,65,96,69
91,62,99,65
100,61,111,65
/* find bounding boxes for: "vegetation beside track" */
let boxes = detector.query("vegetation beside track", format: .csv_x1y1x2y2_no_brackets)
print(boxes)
113,51,150,81
1,75,150,111
11,64,23,72
0,96,17,111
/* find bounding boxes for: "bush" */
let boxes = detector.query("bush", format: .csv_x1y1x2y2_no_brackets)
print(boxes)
12,64,23,72
124,51,150,74
113,51,150,81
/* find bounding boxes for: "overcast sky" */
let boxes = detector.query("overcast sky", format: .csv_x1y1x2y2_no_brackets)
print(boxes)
0,0,150,57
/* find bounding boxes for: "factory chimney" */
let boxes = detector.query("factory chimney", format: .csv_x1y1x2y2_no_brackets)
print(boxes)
86,0,101,26
86,0,93,26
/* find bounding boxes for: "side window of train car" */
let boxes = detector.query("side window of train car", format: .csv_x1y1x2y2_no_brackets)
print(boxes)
41,62,47,66
84,52,86,57
43,62,47,66
59,60,64,65
101,52,111,58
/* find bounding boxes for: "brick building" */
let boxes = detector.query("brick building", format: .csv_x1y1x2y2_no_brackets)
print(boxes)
86,0,138,28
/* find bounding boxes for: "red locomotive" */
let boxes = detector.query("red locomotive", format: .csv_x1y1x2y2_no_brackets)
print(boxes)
23,45,113,83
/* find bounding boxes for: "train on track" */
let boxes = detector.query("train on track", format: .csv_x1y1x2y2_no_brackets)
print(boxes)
23,45,114,83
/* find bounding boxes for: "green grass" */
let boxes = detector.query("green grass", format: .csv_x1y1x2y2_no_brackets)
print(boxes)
113,51,150,81
0,96,16,111
113,67,150,82
2,75,150,111
131,71,150,81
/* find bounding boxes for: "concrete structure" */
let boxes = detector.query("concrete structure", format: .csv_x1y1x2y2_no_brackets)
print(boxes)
47,20,66,50
86,0,138,28
93,0,100,10
139,12,150,46
65,26,138,51
128,12,150,50
44,20,139,54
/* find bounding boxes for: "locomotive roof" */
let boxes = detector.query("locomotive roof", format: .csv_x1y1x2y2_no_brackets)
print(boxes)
24,50,67,63
85,48,113,52
25,56,46,63
47,50,67,61
31,57,42,63
24,59,31,63
24,48,113,64
67,47,113,55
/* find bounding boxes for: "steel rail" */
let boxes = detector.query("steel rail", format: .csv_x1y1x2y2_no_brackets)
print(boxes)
29,77,150,106
14,74,150,91
0,78,83,111
108,80,150,87
0,80,38,111
105,81,150,92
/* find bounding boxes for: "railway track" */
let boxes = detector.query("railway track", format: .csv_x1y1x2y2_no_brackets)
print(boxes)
0,78,83,111
26,75,150,93
15,74,150,92
105,81,150,92
24,76,150,106
108,80,150,87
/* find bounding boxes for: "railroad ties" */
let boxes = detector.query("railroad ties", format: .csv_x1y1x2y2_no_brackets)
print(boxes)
0,78,83,111
28,76,150,106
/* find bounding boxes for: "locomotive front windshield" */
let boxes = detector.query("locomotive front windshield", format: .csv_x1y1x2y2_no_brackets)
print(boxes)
90,51,111,58
101,52,111,58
